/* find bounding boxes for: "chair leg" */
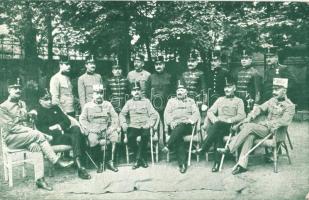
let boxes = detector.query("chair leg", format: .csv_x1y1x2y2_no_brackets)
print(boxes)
205,152,209,162
167,152,169,162
283,142,292,164
8,162,13,187
4,165,8,182
22,152,26,178
155,143,159,163
126,145,129,164
273,145,278,173
196,143,200,162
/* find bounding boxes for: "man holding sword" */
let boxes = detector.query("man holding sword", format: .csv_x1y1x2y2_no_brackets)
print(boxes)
218,78,295,175
79,84,120,173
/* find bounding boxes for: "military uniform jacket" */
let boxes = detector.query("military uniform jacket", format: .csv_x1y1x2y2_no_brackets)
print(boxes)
164,97,200,127
50,72,75,114
150,72,173,112
79,100,119,135
205,67,229,97
0,99,30,139
36,105,71,135
127,69,151,98
106,76,130,112
207,96,246,124
180,69,206,99
119,98,158,129
263,64,297,102
78,73,103,109
249,96,295,131
236,67,261,102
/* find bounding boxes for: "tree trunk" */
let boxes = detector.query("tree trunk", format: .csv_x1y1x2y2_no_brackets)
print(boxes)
24,2,37,60
46,10,53,61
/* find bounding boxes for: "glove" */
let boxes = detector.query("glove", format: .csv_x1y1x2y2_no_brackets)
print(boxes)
123,134,128,144
170,121,178,129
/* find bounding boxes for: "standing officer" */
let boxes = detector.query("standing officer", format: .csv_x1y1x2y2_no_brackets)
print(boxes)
195,77,245,172
79,84,120,173
180,51,207,103
205,52,230,106
149,56,174,129
162,81,200,173
236,50,262,112
262,47,297,102
0,78,73,191
106,63,130,113
119,81,158,170
218,78,295,175
78,55,103,110
36,89,91,180
127,54,151,98
50,55,75,117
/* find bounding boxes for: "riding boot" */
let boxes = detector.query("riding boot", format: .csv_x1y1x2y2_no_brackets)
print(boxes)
39,141,59,164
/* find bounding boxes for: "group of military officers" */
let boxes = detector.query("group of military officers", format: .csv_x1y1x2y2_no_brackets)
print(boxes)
0,47,296,191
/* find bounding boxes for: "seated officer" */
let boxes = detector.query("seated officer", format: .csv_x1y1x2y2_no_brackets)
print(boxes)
162,81,200,173
79,84,120,173
119,81,158,170
35,89,91,180
218,78,295,175
0,78,73,191
195,77,246,172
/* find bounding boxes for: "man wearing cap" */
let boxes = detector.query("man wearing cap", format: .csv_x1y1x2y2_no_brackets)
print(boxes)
218,78,295,175
162,81,200,173
78,55,103,110
263,47,297,102
205,52,230,106
79,84,120,173
236,50,262,113
106,63,130,113
50,55,75,117
0,78,74,191
119,81,158,170
36,89,91,180
150,56,174,118
194,77,246,172
180,51,207,103
127,54,151,98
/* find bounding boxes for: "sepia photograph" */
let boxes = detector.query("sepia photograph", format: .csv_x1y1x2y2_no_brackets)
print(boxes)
0,1,308,199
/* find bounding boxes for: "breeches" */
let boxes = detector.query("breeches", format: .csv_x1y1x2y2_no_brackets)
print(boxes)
88,128,119,148
127,127,150,161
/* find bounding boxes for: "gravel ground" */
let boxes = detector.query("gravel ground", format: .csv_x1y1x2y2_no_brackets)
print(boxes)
0,121,308,200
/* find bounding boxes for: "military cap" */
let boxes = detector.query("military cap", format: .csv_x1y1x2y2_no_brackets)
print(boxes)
134,54,145,61
112,64,121,69
176,80,187,90
8,77,22,89
224,75,236,87
38,88,52,100
241,49,253,58
93,84,104,92
211,51,221,61
188,51,198,61
85,55,95,64
273,78,288,89
154,55,165,64
131,81,141,90
265,47,278,56
59,55,70,64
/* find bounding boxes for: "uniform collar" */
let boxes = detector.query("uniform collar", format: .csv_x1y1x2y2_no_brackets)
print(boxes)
8,97,20,103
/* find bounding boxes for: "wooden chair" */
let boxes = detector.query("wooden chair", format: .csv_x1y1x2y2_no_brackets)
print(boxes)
1,127,44,187
232,126,292,173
